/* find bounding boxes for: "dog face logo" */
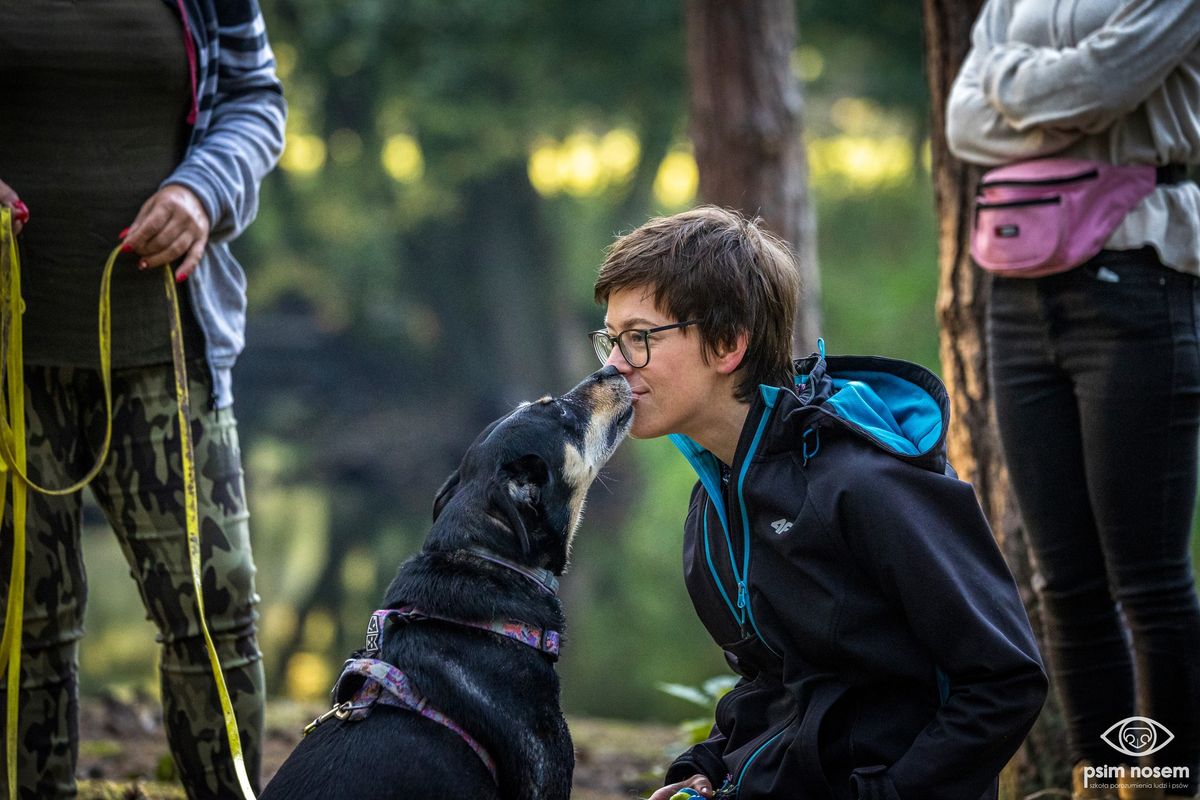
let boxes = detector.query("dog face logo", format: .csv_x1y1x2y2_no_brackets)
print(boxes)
431,367,633,574
1101,716,1175,757
364,614,381,656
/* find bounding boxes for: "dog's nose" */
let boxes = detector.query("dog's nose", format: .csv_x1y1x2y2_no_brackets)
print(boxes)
595,365,620,380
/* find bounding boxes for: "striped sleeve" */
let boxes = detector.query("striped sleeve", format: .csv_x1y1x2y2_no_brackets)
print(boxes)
167,0,286,241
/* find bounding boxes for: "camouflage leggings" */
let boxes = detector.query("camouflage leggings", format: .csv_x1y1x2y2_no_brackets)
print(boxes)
0,363,264,799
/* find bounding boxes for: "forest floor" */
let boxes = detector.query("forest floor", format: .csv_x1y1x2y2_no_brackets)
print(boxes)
74,692,681,799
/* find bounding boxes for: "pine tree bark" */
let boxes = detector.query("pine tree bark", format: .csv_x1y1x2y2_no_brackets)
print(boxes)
922,0,1067,793
684,0,821,352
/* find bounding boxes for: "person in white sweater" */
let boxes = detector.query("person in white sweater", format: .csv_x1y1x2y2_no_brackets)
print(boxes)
948,2,1200,799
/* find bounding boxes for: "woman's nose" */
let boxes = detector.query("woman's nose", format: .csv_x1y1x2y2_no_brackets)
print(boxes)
605,345,632,372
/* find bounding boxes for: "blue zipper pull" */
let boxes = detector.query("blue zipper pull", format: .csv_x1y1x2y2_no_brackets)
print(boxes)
737,581,748,609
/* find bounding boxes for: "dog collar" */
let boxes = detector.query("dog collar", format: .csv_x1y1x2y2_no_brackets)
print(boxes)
465,545,560,596
365,606,561,660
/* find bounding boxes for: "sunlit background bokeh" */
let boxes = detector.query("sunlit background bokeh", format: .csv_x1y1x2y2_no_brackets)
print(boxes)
79,0,950,721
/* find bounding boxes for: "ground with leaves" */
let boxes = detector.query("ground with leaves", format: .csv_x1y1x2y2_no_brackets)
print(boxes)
73,693,681,799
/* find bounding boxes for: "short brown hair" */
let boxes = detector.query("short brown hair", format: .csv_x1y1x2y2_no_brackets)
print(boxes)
594,206,800,402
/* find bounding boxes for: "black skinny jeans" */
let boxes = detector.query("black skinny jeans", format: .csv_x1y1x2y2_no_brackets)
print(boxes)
989,248,1200,786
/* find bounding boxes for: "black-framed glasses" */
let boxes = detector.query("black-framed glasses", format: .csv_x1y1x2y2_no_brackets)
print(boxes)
588,320,701,368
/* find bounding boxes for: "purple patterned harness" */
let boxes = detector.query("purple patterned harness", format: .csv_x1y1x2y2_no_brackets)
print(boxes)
303,548,563,784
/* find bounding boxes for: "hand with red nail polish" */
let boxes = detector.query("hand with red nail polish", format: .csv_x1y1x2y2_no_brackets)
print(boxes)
121,184,209,281
0,178,28,235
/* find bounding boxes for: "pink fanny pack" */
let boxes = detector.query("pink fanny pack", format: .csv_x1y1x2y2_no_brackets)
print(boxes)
970,158,1157,278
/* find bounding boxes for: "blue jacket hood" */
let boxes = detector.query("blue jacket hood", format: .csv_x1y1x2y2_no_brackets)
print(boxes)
790,350,951,474
671,348,953,479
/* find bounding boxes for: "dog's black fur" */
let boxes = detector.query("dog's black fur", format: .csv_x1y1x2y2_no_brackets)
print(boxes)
262,367,632,800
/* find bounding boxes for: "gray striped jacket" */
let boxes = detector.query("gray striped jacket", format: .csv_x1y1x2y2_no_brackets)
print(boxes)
166,0,286,407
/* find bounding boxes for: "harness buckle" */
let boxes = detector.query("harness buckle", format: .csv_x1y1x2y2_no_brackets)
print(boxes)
394,606,426,621
303,701,352,736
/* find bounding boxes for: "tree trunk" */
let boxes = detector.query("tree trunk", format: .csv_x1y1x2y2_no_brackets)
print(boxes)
922,0,1067,794
685,0,821,352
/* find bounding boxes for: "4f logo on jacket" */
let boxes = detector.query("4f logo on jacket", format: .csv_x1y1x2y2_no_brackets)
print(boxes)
771,519,794,535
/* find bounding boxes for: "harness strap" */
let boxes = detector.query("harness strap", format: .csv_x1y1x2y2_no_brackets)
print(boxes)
385,606,561,660
332,658,499,783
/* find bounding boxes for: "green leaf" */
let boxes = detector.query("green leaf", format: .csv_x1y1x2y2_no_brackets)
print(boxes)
656,682,712,709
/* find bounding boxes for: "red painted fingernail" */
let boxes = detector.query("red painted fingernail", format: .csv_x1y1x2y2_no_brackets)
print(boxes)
175,271,187,283
120,243,134,254
12,201,29,224
118,227,129,239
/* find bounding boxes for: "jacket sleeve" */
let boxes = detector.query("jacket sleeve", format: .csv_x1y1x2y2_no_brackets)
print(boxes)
166,0,287,243
664,722,730,787
946,0,1081,165
836,456,1048,800
980,0,1200,135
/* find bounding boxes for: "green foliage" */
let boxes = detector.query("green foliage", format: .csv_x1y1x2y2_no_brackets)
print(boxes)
817,176,941,368
239,0,684,352
75,0,951,727
659,675,739,746
154,755,177,784
797,0,929,120
558,438,731,720
75,781,184,800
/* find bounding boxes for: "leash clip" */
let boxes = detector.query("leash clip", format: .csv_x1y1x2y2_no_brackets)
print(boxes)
303,701,352,736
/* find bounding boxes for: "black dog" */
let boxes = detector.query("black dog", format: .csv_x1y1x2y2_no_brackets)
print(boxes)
262,366,632,800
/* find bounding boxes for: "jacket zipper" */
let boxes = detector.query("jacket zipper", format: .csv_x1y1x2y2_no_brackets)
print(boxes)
702,495,742,629
676,393,781,655
700,402,780,655
731,400,780,655
733,711,799,790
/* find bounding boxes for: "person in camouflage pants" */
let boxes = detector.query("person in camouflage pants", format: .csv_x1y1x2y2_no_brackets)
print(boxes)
0,362,264,799
0,0,282,793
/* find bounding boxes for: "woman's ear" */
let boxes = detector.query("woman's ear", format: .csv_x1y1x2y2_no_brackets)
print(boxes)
715,331,750,375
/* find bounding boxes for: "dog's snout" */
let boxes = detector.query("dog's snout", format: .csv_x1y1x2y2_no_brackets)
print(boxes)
593,365,630,395
563,366,632,413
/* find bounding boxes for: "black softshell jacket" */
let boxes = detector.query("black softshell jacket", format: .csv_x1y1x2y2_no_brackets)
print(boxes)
663,353,1047,800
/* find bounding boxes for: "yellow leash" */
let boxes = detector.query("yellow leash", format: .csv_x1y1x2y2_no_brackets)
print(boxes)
0,207,255,799
161,263,257,800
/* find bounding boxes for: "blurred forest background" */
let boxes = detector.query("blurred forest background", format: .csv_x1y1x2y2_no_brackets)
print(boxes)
80,0,942,724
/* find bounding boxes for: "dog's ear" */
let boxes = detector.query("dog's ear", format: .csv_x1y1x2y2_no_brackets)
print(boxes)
432,469,461,522
489,454,551,555
488,483,530,555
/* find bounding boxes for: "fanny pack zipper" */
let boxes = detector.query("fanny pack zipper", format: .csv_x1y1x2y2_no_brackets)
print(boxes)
976,196,1062,210
980,168,1099,189
974,196,1061,225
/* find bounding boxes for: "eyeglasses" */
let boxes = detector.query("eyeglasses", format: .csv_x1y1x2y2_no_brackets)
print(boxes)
589,320,701,368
